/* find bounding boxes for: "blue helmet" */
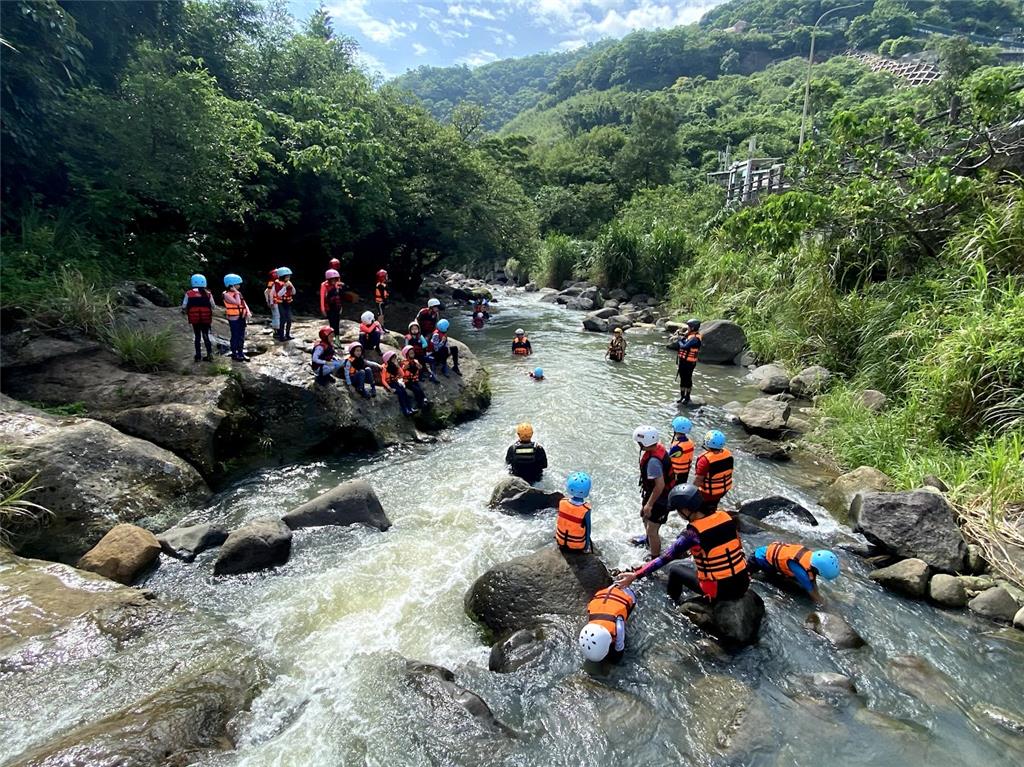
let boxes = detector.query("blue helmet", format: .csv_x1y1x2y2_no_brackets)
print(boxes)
276,266,293,277
671,416,693,435
811,550,840,580
437,319,450,332
534,367,544,378
667,483,702,512
703,430,726,449
190,274,207,288
223,273,242,287
566,471,591,499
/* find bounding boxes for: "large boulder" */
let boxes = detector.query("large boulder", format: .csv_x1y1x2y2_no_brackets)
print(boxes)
804,611,866,649
488,629,546,673
858,389,888,412
698,320,747,364
737,495,818,527
968,586,1019,623
157,522,230,562
737,397,791,437
282,479,391,531
464,544,611,639
742,435,792,461
746,364,791,394
679,591,766,649
929,574,969,607
852,490,967,573
405,661,513,735
0,398,208,563
591,307,618,319
819,466,891,524
213,517,292,576
869,558,930,599
76,524,162,585
582,315,610,333
789,365,833,398
565,297,595,311
488,476,563,514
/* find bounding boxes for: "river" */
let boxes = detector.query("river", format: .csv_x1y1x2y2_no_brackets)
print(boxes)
46,291,1024,765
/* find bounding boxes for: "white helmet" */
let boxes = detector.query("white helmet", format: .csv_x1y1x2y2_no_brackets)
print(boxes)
427,298,441,308
476,312,483,318
360,311,374,324
578,623,612,662
515,328,525,336
633,425,659,448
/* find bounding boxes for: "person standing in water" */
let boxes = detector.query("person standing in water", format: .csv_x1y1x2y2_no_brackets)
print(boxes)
512,328,532,356
667,416,695,485
606,327,627,361
675,318,702,404
632,425,674,558
694,429,733,512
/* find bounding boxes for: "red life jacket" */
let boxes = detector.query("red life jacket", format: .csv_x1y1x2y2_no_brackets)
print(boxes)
375,282,388,303
639,443,674,506
311,340,334,371
323,282,343,312
185,288,213,325
360,321,380,335
416,308,438,336
405,334,427,360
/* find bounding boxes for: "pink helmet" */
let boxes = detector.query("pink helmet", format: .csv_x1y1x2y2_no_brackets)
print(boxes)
325,268,340,280
401,345,415,359
382,350,397,364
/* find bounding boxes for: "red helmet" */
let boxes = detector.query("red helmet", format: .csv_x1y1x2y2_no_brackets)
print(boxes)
270,269,279,279
376,269,388,280
318,326,334,341
329,258,341,268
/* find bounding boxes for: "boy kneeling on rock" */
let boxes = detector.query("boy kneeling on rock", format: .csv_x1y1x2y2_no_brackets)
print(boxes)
579,584,636,663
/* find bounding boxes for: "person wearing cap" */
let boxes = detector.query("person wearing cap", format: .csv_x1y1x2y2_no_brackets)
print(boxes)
505,423,548,484
606,327,627,361
512,328,532,356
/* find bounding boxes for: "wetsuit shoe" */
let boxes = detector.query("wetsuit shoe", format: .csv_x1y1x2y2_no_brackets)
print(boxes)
194,354,202,362
203,355,212,362
629,534,649,547
453,368,463,376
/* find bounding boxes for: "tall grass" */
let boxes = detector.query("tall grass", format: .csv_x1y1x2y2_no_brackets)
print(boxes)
534,234,584,288
0,449,52,550
105,324,176,372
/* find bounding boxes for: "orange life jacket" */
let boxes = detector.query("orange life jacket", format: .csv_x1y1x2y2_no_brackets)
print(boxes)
276,280,294,304
382,362,401,389
185,288,213,325
555,498,589,550
690,510,747,585
512,336,531,355
311,340,334,371
698,448,734,498
639,443,674,505
587,586,635,640
765,542,815,580
678,332,701,363
375,282,388,303
669,436,694,484
222,289,247,319
401,358,421,383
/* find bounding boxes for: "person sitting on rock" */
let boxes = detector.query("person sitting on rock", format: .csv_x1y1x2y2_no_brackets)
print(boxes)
579,585,636,663
381,350,417,416
311,326,344,384
405,321,439,384
668,416,695,485
430,318,462,377
182,274,215,362
674,318,701,404
342,341,379,399
505,422,548,484
400,345,429,410
415,298,443,338
359,311,384,354
555,472,592,553
748,542,840,604
472,311,485,329
615,484,749,604
694,430,733,512
529,367,544,381
606,327,627,361
512,328,532,356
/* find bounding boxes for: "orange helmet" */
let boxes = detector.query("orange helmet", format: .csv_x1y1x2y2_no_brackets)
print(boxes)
318,326,334,341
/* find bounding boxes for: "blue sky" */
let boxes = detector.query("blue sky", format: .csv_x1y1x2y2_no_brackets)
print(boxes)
288,1,728,78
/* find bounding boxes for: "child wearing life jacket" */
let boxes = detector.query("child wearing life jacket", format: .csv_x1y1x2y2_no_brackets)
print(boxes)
429,318,461,377
405,321,439,383
694,429,733,512
400,345,428,410
222,273,251,362
311,326,343,384
374,269,389,321
529,367,544,381
667,416,695,485
358,311,384,354
182,274,215,362
381,350,417,416
512,328,531,356
578,585,636,663
555,471,593,553
264,269,280,336
472,312,485,329
321,268,344,337
748,543,840,604
342,341,379,399
274,267,296,341
415,298,442,338
606,327,627,361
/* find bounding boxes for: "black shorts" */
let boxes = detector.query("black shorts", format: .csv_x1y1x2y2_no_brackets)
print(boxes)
647,502,669,525
678,360,696,388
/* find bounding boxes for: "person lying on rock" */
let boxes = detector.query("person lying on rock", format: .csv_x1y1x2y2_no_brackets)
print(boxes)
555,472,592,553
747,542,840,605
579,584,636,664
381,350,417,416
505,422,548,483
342,341,380,399
615,484,750,604
606,327,627,361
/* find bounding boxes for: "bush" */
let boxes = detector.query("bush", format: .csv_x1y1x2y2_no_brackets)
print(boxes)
46,267,116,337
0,449,52,550
534,234,585,288
106,325,176,372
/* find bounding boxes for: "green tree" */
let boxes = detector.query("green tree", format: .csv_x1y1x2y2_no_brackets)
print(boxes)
614,96,679,191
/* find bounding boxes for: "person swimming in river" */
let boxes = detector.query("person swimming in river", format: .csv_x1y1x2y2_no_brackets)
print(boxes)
606,327,627,361
529,367,544,381
748,542,840,605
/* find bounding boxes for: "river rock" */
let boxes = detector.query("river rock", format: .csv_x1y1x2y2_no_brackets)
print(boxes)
582,315,610,333
157,522,230,562
819,466,891,525
929,573,969,607
678,591,766,648
488,476,563,514
566,297,594,311
887,654,953,706
539,292,560,304
968,586,1019,623
75,524,161,585
737,495,818,526
746,363,791,393
869,558,930,599
789,365,832,398
282,479,391,531
743,435,792,460
608,314,633,330
214,517,292,576
590,306,618,319
858,389,888,412
559,286,583,297
464,544,610,639
737,397,791,437
405,661,513,735
523,282,538,292
686,675,773,758
1014,606,1024,630
852,490,967,573
804,611,866,649
488,629,546,673
609,288,629,301
0,397,208,563
806,672,857,693
697,319,747,364
734,349,757,367
602,299,620,309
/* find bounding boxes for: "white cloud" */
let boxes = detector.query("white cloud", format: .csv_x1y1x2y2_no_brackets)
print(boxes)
354,49,392,78
516,1,723,40
555,38,587,51
457,49,500,67
585,2,716,37
412,42,430,55
327,0,415,45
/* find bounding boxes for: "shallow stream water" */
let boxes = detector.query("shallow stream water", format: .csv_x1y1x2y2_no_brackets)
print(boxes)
18,291,1024,766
